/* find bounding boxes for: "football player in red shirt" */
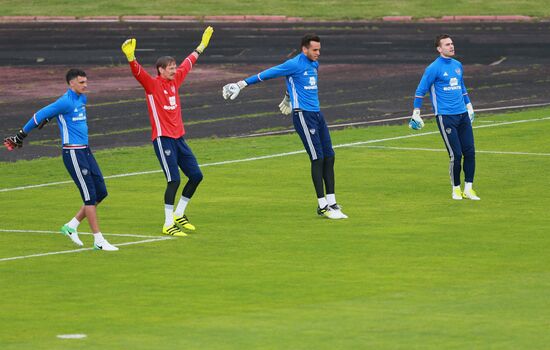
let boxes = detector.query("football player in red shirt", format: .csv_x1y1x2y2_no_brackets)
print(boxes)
121,26,213,237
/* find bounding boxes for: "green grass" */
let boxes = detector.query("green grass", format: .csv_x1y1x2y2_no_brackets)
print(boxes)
1,108,550,349
1,0,549,19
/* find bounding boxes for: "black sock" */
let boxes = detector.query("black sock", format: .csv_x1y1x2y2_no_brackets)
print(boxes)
311,159,325,199
164,180,180,205
323,156,335,194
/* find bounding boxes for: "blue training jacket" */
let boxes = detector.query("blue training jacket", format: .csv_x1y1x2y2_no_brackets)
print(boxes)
244,53,320,112
414,56,471,115
23,89,89,145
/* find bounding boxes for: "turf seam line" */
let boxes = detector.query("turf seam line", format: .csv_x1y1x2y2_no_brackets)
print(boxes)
353,145,550,156
1,115,549,193
0,237,173,262
239,102,550,137
0,229,159,238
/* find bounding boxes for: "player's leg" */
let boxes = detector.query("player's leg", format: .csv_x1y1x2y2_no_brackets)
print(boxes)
317,112,347,219
153,137,186,236
174,138,203,231
61,148,117,250
293,110,339,219
436,115,463,200
86,149,118,249
458,114,480,200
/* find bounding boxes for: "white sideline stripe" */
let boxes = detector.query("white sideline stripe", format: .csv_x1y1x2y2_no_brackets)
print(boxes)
1,115,549,193
0,229,158,238
0,237,173,262
353,145,550,156
239,101,550,137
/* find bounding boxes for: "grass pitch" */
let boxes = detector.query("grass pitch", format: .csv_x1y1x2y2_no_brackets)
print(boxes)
1,108,550,349
1,0,549,18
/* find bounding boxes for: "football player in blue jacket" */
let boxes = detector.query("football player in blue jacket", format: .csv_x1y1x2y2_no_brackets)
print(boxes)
4,69,119,250
410,34,480,201
223,34,348,219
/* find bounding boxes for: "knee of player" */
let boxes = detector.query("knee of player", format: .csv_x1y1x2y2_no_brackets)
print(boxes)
463,147,475,157
189,171,203,184
167,180,181,189
96,190,108,203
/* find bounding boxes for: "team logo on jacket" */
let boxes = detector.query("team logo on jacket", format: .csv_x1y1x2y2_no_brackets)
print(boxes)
455,68,461,75
164,149,171,156
171,86,176,93
309,128,316,135
446,128,452,134
81,168,89,176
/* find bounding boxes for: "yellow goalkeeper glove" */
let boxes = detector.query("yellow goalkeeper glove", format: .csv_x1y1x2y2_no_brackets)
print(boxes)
195,26,214,54
121,38,136,62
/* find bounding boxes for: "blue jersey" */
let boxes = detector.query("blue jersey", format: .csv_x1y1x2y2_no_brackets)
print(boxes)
414,56,470,115
244,53,320,112
23,89,88,145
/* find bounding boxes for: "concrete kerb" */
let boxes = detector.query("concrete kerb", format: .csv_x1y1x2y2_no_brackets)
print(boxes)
0,15,305,23
0,15,537,23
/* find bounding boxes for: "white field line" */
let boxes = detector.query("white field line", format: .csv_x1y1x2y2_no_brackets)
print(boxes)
239,102,550,137
0,229,157,238
1,115,549,193
0,236,173,262
354,145,550,156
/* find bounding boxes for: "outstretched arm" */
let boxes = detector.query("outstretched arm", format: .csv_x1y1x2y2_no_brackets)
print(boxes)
4,98,69,150
121,38,155,92
223,59,299,101
175,26,214,86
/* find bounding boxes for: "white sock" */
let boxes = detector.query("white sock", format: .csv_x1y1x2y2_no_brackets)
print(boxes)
326,193,336,206
318,197,328,209
464,182,473,192
174,196,190,217
453,185,461,191
67,217,80,230
93,232,104,244
164,204,174,227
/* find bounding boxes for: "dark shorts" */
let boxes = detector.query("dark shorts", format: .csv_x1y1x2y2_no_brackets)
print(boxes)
292,110,335,161
152,136,202,183
62,146,107,205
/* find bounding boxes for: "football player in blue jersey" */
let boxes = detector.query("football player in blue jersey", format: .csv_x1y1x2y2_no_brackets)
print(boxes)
223,34,347,219
3,69,119,250
410,34,480,201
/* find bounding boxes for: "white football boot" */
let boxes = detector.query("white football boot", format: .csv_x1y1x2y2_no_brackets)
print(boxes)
452,187,463,200
329,204,348,219
93,239,119,251
60,224,84,246
463,189,481,200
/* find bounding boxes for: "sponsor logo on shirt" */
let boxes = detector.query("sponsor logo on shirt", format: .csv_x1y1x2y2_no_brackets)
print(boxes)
443,77,462,91
304,76,318,90
163,96,178,110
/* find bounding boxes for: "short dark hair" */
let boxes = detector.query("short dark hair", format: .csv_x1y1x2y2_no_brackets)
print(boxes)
435,34,452,48
156,56,176,75
301,33,321,48
66,69,86,84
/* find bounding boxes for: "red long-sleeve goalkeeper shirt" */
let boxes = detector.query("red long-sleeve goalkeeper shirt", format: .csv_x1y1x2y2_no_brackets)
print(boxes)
129,54,197,140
